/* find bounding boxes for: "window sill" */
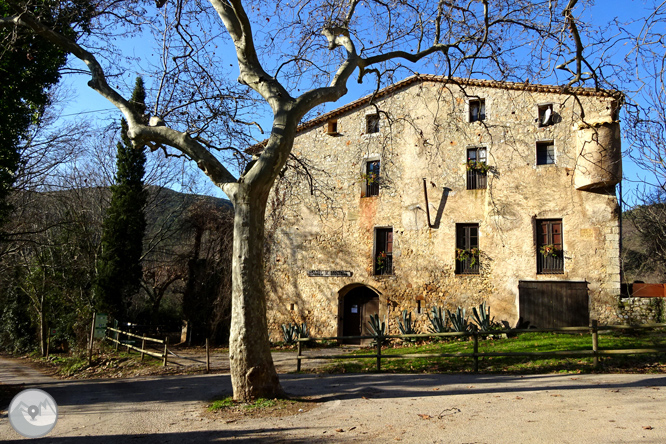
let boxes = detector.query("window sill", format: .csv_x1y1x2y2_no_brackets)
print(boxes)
373,274,396,280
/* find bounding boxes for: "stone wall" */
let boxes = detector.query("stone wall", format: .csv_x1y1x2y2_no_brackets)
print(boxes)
264,76,623,340
617,297,665,324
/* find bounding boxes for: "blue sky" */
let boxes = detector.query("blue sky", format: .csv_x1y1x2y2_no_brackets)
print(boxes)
58,0,655,205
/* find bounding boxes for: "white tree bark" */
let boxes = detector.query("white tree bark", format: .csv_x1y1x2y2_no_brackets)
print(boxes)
229,185,283,399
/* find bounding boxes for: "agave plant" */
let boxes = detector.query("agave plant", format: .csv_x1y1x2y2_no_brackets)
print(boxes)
368,314,386,337
367,314,387,345
297,322,309,339
427,306,448,334
472,302,496,332
281,323,298,345
397,310,417,340
446,307,470,332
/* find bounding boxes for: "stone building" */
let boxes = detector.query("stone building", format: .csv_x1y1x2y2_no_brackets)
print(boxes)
264,74,622,340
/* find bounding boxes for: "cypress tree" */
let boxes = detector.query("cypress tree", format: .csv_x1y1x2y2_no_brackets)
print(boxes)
95,77,147,320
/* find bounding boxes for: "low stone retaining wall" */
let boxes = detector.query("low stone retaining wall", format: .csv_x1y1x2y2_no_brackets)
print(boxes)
618,297,664,324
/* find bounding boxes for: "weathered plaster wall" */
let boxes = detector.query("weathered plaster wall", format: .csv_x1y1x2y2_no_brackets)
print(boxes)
265,79,622,340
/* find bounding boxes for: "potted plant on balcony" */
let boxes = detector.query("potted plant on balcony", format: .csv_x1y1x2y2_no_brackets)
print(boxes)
376,251,388,273
465,160,491,174
455,247,480,267
539,244,560,257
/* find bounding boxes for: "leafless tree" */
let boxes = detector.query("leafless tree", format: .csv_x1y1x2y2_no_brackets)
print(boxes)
622,1,666,281
179,199,234,345
1,0,603,400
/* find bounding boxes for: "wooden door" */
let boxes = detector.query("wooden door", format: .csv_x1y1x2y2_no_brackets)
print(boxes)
341,287,379,343
519,280,589,328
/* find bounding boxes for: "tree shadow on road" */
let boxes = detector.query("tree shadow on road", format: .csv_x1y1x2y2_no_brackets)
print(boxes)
11,372,666,410
24,429,336,443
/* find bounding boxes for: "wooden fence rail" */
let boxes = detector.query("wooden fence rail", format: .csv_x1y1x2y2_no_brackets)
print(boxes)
105,326,169,366
296,321,666,372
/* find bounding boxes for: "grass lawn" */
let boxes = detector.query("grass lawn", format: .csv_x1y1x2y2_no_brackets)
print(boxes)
318,330,666,374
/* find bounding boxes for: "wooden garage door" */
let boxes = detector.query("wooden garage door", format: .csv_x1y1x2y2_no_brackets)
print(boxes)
519,281,589,328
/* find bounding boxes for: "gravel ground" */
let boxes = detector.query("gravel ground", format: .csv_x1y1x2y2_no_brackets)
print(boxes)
1,355,666,443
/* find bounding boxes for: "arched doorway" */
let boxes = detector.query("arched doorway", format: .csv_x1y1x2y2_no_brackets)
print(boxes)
339,285,380,344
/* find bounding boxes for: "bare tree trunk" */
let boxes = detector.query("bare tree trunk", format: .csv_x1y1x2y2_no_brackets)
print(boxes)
229,184,283,400
39,298,47,357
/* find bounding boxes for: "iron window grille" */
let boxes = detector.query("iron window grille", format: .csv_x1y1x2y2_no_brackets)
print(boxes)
455,224,480,274
466,147,487,190
536,219,564,274
374,227,393,275
364,160,380,197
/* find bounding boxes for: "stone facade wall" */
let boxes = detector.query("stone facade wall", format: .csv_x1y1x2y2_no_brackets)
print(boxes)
264,77,622,340
617,298,665,324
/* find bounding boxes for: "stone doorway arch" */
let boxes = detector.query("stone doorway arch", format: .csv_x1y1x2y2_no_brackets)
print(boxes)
338,284,380,344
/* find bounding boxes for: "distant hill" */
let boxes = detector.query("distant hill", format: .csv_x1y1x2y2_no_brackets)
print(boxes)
6,185,232,257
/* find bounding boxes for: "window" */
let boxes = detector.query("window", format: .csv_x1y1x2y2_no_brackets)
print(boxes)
536,141,555,165
469,98,486,122
455,224,479,274
327,119,338,134
374,227,393,275
538,104,553,127
536,219,563,274
364,160,380,197
466,147,487,190
366,113,379,134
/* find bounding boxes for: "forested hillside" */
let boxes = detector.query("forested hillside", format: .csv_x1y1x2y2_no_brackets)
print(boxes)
0,186,233,355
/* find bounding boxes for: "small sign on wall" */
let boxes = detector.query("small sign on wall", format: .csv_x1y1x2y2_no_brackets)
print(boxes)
307,270,353,277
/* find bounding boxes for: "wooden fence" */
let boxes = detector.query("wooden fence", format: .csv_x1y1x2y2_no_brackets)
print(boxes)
105,326,169,366
296,321,666,372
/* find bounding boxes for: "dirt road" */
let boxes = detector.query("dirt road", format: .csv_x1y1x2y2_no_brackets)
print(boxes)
1,355,665,443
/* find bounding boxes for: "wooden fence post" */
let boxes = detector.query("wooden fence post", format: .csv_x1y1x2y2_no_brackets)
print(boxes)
88,312,96,365
473,331,479,373
206,338,210,374
297,335,302,372
141,338,146,361
163,336,169,367
591,320,599,369
114,320,119,351
376,334,382,371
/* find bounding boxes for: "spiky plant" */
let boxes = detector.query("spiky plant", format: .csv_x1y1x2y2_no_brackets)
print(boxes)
472,301,497,332
447,307,470,332
427,306,448,334
397,310,417,341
